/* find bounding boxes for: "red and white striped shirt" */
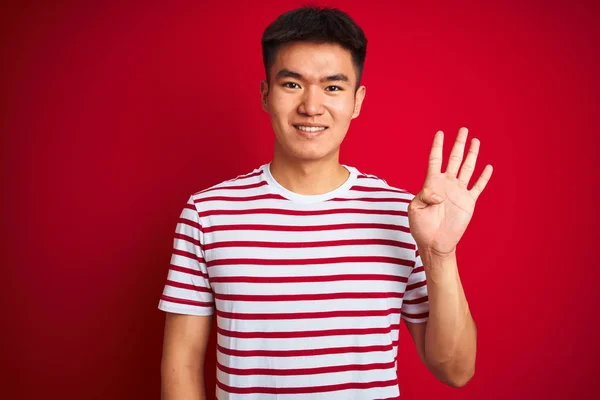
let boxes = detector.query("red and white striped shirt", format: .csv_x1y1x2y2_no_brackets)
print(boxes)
158,163,429,399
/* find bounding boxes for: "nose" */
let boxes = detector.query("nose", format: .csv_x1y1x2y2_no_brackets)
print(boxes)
297,86,324,116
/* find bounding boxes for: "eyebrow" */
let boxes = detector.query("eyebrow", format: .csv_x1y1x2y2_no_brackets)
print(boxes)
275,68,350,83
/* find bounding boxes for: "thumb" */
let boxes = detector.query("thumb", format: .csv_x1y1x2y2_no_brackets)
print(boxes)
416,187,444,206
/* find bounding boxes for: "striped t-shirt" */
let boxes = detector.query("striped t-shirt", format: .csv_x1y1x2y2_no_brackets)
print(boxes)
158,163,429,400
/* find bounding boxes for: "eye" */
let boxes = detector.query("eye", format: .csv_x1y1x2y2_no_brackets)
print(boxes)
283,82,301,89
326,86,343,92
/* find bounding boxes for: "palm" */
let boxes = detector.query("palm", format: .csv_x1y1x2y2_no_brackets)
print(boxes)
408,128,493,256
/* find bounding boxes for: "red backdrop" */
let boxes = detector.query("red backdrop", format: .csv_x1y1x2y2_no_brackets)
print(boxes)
2,1,599,399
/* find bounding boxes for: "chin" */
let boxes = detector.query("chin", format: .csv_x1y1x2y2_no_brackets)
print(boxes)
274,131,341,162
286,145,338,162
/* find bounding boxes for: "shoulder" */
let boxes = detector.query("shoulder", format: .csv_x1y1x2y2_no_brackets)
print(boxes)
190,165,265,198
183,165,267,214
351,166,416,199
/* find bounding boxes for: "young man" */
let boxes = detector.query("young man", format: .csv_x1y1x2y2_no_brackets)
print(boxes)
159,6,493,400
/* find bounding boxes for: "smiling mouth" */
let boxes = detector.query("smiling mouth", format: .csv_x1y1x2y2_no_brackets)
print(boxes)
293,125,328,133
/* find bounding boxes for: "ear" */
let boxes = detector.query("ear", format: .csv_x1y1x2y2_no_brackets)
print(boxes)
351,85,366,119
260,80,269,113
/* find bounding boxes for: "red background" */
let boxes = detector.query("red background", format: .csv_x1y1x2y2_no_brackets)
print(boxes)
2,1,598,398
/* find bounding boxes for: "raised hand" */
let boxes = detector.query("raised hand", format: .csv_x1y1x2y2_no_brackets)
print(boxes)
408,127,493,259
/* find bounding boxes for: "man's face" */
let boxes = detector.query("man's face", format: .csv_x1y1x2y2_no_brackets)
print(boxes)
260,41,366,163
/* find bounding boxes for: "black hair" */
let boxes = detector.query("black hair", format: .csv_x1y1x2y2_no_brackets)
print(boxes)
261,4,368,92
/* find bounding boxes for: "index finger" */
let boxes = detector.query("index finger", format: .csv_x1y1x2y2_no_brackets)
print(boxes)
427,130,444,179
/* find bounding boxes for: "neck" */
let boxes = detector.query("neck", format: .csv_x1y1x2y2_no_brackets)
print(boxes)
269,151,349,196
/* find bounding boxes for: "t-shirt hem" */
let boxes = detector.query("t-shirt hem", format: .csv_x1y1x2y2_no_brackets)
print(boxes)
158,301,214,316
401,316,429,324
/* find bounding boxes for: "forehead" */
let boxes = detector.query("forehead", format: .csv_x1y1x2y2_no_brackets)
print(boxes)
272,41,356,83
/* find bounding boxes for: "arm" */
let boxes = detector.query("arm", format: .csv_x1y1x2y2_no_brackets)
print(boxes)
405,127,492,387
404,251,476,388
161,312,213,400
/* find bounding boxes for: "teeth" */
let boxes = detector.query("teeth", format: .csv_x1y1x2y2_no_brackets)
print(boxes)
296,125,327,132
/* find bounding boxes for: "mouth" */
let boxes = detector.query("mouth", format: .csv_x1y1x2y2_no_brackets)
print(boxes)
293,124,328,137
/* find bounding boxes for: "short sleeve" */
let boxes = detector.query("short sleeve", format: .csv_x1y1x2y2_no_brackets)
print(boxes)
158,195,214,316
401,246,429,323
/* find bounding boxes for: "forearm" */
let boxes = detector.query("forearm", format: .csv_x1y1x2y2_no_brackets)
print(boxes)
161,363,206,400
422,250,477,387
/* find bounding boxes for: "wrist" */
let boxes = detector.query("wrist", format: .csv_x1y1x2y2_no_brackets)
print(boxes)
420,247,457,271
421,245,456,260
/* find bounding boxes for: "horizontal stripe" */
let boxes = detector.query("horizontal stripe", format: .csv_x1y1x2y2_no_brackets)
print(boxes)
350,185,409,194
217,323,400,339
206,256,413,268
204,238,413,250
172,249,204,264
213,291,404,302
329,197,410,203
216,308,402,321
209,274,408,284
168,264,208,278
174,233,201,248
406,280,427,291
165,280,212,293
216,378,398,395
197,193,286,203
196,180,269,195
403,295,428,305
216,359,395,376
178,216,202,231
203,222,412,234
216,341,398,358
198,208,408,218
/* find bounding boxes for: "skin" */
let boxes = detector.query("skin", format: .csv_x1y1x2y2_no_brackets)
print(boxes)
161,313,212,400
260,41,366,195
406,128,493,387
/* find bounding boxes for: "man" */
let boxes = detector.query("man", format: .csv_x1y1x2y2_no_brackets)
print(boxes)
159,5,493,400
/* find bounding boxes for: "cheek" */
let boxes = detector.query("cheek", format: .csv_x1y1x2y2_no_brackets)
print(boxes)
270,99,295,127
327,96,356,120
